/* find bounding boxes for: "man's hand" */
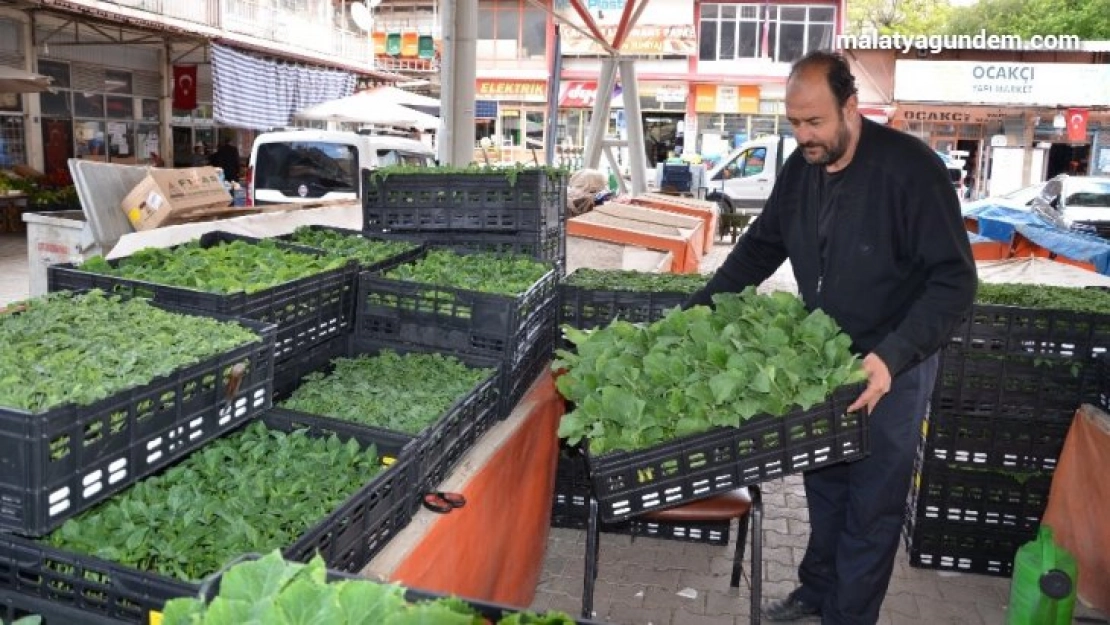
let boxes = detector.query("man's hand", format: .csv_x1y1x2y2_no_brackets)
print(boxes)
848,353,892,414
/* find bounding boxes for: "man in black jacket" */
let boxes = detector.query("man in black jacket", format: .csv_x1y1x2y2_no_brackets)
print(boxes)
686,51,976,624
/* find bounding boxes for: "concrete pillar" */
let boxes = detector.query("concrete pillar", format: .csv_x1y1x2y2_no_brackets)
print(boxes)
451,0,477,165
618,58,648,194
437,0,455,165
581,57,618,169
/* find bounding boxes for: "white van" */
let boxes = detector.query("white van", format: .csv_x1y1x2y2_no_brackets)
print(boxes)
246,128,436,205
706,135,798,214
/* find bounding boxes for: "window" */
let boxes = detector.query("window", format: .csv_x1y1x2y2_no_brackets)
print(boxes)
376,149,435,167
479,0,548,59
0,116,26,167
699,3,834,63
1065,180,1110,208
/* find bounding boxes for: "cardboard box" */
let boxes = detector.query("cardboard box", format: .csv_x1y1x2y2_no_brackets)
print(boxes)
120,167,231,231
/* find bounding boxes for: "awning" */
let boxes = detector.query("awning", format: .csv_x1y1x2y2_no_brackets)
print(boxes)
0,66,53,94
211,43,356,130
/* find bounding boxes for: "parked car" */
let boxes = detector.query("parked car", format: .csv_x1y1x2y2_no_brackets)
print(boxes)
246,128,435,205
965,174,1110,239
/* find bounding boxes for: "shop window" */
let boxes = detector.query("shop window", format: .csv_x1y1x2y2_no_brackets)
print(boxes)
699,3,834,63
141,99,159,121
104,70,133,94
39,60,72,117
106,96,134,119
74,93,105,118
478,0,548,60
0,116,26,168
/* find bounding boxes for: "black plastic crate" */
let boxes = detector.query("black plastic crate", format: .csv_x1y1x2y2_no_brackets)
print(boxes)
0,410,416,624
559,283,691,331
264,408,417,574
272,332,350,402
47,231,360,365
362,168,566,234
549,450,730,545
498,304,557,419
909,460,1051,534
360,225,566,268
281,338,502,497
932,350,1093,423
923,410,1072,472
275,224,426,272
0,314,275,537
949,303,1110,359
355,249,558,362
586,382,868,523
1,588,128,625
904,518,1031,577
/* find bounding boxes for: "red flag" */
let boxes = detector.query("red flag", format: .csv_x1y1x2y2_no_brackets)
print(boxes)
1066,108,1088,143
173,65,197,110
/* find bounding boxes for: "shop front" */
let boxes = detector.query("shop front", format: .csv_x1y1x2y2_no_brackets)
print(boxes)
692,84,780,162
893,59,1110,199
473,78,548,164
554,80,689,168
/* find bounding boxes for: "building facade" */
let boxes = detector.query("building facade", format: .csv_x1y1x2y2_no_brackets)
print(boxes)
0,0,406,177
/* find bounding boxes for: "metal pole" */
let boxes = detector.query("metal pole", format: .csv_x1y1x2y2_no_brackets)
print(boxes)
437,0,455,165
582,56,618,169
544,25,562,166
451,0,478,165
618,57,648,194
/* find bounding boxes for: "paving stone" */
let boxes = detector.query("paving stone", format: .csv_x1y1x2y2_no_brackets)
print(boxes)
677,570,732,593
785,517,812,536
975,597,1009,625
763,558,798,584
913,599,985,624
641,584,704,612
617,564,682,588
760,516,789,535
604,601,672,625
880,591,920,619
670,608,735,625
703,588,747,616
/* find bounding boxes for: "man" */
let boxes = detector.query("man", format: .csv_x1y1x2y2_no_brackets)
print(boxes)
686,51,976,624
209,136,240,182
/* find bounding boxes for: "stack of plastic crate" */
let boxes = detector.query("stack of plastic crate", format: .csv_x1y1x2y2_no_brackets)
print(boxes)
904,303,1110,576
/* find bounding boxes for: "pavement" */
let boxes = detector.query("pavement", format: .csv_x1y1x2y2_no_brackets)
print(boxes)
1,231,1105,625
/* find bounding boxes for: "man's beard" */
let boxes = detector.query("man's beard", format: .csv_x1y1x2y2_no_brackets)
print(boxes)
800,114,850,166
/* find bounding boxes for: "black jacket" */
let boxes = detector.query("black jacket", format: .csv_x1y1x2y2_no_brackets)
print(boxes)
688,118,977,376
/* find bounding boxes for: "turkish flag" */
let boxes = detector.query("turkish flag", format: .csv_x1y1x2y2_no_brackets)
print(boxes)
1066,108,1088,143
173,65,197,110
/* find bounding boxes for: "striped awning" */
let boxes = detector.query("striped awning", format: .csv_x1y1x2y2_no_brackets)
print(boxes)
212,43,356,130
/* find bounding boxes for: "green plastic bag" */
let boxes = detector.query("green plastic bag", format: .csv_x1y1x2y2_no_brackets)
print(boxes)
1006,525,1078,625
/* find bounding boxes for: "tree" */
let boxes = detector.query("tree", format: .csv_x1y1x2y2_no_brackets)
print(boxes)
846,0,954,36
942,0,1110,38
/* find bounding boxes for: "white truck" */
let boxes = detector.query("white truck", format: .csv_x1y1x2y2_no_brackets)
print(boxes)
705,135,798,216
246,128,435,205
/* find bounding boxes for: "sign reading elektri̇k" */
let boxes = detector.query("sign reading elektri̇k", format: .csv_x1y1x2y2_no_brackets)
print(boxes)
893,60,1110,107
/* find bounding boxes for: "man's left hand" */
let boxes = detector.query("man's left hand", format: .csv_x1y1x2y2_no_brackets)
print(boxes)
848,353,892,414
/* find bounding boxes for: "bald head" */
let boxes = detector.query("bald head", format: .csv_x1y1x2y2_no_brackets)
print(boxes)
784,51,860,170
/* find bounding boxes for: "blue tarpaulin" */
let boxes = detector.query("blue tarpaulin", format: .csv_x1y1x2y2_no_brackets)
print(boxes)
964,204,1110,275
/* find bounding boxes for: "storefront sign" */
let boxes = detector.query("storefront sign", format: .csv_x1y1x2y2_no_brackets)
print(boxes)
654,84,688,104
475,79,548,101
894,105,1009,124
561,25,697,56
693,84,759,114
558,81,622,108
894,60,1110,106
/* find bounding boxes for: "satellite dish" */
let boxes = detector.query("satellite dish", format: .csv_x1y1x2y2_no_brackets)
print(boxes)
350,2,374,32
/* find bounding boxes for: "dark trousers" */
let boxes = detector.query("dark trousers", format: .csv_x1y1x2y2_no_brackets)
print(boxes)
793,353,938,625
